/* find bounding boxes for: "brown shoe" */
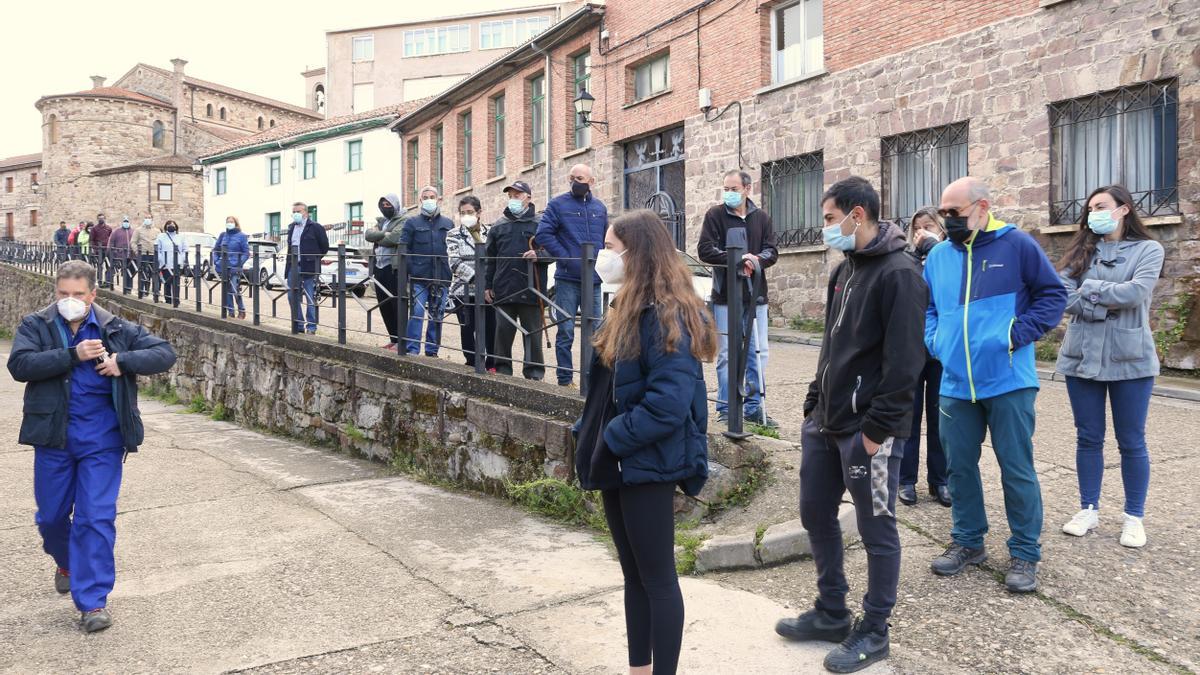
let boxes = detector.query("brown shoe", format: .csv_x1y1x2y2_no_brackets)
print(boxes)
238,310,246,320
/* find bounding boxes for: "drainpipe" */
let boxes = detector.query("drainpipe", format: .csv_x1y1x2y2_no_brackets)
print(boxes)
531,37,552,201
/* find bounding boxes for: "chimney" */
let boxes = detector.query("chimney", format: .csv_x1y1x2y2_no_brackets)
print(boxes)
171,58,188,75
90,76,106,89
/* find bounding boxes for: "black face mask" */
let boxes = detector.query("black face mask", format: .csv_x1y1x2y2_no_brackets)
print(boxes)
166,226,177,233
380,204,396,219
571,181,590,198
943,216,973,244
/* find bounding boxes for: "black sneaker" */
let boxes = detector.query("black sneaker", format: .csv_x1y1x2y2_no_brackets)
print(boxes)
930,543,987,576
54,568,70,594
1005,557,1038,593
80,608,112,633
823,619,890,673
775,605,853,643
746,410,779,428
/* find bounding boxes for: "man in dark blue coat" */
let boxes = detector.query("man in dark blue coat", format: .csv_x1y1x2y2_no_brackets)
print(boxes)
400,185,453,356
534,163,607,386
284,201,330,334
8,260,176,633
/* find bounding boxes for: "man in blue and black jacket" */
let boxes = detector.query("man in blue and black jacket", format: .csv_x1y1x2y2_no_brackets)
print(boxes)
925,176,1066,594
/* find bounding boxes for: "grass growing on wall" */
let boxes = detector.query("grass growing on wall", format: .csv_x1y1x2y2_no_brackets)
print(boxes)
0,326,13,341
504,478,609,532
788,316,825,334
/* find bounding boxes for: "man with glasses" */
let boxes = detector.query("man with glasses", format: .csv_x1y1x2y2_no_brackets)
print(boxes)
923,177,1065,593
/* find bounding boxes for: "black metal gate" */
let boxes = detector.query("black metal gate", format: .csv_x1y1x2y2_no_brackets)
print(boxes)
645,191,685,249
624,127,686,248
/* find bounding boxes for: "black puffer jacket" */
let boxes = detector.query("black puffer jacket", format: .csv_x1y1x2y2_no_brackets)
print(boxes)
803,222,929,443
484,205,548,305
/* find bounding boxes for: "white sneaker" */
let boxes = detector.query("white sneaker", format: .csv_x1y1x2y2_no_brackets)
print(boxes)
1120,514,1146,548
1062,506,1099,536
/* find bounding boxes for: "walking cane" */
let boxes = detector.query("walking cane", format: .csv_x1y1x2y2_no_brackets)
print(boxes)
739,257,768,420
527,235,552,349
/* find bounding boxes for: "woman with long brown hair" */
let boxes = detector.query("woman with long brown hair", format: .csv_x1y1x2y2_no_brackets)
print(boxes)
1055,185,1163,548
576,209,716,675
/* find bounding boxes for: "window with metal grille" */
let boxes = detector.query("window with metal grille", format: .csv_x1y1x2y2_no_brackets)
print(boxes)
762,152,824,247
492,94,506,176
573,52,591,149
407,139,419,205
461,112,472,186
530,76,545,164
881,122,968,230
433,126,444,194
1049,79,1178,224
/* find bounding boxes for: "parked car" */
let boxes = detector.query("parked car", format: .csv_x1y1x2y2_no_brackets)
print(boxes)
176,232,217,279
544,249,713,315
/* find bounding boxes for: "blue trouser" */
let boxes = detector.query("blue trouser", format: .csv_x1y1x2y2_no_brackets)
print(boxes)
714,303,769,416
223,273,245,314
901,360,948,487
940,388,1043,562
287,269,319,332
405,281,446,356
552,280,602,385
1065,375,1153,518
34,446,125,612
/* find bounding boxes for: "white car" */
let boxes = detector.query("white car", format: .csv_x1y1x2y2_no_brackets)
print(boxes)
545,249,714,314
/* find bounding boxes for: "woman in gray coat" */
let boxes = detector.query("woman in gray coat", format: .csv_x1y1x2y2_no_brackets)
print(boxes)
1055,185,1163,549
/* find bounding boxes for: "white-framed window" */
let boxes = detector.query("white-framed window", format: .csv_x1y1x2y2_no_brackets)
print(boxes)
479,16,550,50
352,35,374,62
403,25,470,57
352,83,374,112
268,155,281,185
771,0,824,84
301,149,317,180
347,139,363,172
633,53,670,101
157,183,173,201
215,167,227,195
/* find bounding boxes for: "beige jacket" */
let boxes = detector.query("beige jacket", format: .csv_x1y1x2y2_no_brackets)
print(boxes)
132,225,159,254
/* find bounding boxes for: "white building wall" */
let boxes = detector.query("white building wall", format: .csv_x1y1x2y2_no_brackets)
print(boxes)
202,125,402,241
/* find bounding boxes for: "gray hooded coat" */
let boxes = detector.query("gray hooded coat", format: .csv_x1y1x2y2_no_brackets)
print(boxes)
364,193,405,268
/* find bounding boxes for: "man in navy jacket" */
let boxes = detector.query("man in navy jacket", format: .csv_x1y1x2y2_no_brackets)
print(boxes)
8,260,176,632
284,201,330,334
534,163,607,386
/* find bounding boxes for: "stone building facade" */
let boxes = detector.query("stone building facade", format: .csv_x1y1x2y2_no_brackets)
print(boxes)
31,59,323,236
393,0,1198,368
0,153,43,240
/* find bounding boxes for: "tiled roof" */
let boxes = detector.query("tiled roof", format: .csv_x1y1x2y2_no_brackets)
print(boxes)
200,99,431,160
137,64,322,119
0,153,42,171
38,87,174,109
92,153,197,176
185,121,247,143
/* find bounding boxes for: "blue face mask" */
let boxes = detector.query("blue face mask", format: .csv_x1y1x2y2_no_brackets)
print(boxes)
823,213,859,252
723,190,743,209
1087,208,1122,235
507,198,524,214
226,222,236,231
121,222,130,229
292,212,305,224
421,199,438,214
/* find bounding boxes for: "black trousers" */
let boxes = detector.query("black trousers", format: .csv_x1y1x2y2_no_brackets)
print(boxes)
494,304,544,380
800,417,901,631
374,264,400,343
602,482,683,675
161,270,180,306
456,299,496,369
138,254,158,298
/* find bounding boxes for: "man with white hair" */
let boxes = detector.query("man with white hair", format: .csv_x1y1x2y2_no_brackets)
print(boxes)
400,185,454,356
924,176,1065,593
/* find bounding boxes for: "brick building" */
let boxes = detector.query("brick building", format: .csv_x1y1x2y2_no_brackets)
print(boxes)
0,154,42,240
389,0,1196,369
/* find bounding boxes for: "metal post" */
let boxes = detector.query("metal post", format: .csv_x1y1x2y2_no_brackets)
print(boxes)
194,244,202,313
251,243,261,325
337,243,347,345
579,242,596,398
472,241,487,374
395,243,409,357
220,245,230,318
724,231,748,438
172,244,181,308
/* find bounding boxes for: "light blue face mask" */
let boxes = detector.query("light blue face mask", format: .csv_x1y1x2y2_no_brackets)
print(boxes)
823,213,859,252
1087,208,1122,235
507,198,524,214
723,190,743,209
421,199,438,214
292,212,305,224
226,222,236,231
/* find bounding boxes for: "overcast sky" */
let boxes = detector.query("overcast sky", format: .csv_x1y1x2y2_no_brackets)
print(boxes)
0,0,553,159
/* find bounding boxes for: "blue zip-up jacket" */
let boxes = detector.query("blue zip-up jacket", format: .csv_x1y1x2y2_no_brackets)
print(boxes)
534,191,607,284
400,210,453,282
924,217,1066,402
214,229,249,275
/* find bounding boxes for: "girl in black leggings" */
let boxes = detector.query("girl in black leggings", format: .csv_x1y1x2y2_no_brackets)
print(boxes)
580,210,717,674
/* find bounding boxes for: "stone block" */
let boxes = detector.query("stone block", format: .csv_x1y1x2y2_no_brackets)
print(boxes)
694,462,740,506
410,384,440,414
544,421,573,461
695,532,758,574
758,519,811,566
355,370,388,396
465,399,510,438
507,411,546,446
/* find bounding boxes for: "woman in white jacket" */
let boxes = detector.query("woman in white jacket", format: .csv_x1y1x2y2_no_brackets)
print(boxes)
155,220,189,306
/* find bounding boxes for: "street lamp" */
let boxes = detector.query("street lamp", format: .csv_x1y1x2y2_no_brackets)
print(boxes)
573,90,609,131
30,180,39,194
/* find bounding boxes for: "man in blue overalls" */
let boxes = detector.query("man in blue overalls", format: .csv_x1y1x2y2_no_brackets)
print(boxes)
8,260,176,632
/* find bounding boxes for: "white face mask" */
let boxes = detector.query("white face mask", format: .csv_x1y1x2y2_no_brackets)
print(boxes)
57,297,88,322
460,215,478,229
595,248,626,285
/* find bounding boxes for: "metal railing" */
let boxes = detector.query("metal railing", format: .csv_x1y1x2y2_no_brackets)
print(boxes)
2,235,767,437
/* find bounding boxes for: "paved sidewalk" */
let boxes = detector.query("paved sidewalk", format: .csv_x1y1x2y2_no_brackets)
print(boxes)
0,345,880,675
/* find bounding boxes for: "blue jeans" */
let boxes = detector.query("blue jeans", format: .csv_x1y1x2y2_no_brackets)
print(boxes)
714,303,769,416
940,388,1043,562
34,445,125,612
552,280,602,385
901,360,948,487
1065,376,1153,517
288,270,319,332
406,281,446,355
223,274,245,314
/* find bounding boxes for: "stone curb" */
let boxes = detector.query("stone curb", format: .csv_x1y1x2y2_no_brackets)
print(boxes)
768,330,1200,404
694,503,859,574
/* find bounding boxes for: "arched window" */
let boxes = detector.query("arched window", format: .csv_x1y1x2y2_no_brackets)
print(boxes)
206,103,213,117
48,114,60,145
314,84,326,114
257,116,264,130
269,119,276,128
219,107,227,121
152,120,165,149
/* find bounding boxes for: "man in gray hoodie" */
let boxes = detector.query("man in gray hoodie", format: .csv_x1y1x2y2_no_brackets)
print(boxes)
365,193,405,350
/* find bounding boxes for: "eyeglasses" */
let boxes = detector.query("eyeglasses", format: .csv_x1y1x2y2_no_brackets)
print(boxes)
936,200,979,219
